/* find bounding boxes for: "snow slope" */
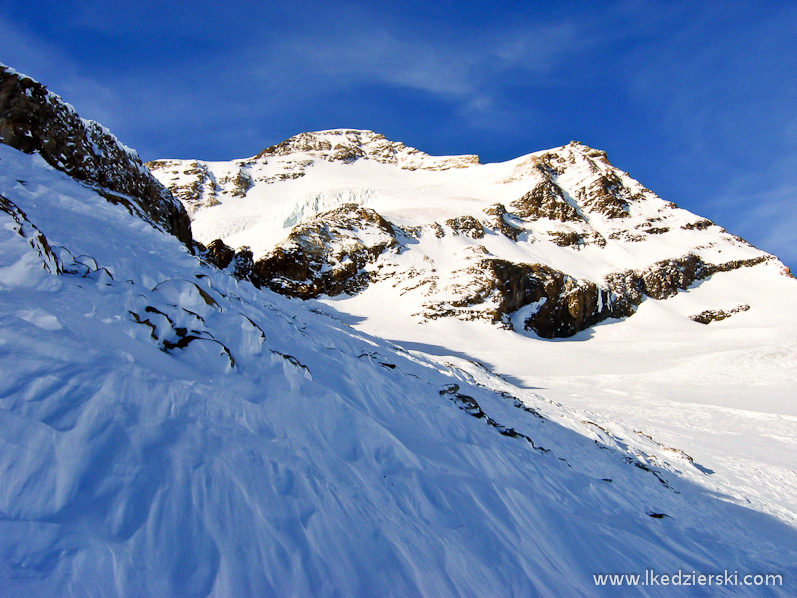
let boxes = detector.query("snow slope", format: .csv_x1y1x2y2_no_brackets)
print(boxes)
3,136,797,597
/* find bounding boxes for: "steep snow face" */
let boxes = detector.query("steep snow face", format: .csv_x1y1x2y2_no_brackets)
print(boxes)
4,139,797,596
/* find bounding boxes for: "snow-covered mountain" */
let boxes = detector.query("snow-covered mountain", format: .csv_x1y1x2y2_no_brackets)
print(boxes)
149,128,787,337
3,66,797,597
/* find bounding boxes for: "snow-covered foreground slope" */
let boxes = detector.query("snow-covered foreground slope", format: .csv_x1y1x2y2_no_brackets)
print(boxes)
315,260,797,525
3,142,797,596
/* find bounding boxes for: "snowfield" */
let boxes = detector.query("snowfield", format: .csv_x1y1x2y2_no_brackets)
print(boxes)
2,134,796,597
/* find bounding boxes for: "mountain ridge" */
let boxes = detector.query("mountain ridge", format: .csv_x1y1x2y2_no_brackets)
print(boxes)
148,130,788,338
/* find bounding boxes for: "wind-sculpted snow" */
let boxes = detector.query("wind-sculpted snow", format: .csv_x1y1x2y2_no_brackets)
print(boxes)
3,140,797,596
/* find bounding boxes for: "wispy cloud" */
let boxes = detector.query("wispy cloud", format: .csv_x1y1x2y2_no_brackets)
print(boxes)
0,3,627,152
274,20,585,99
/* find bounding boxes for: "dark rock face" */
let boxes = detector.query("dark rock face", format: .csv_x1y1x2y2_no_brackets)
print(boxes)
418,256,626,338
690,304,750,324
487,260,622,338
0,66,192,246
510,254,768,337
423,252,772,338
249,204,398,298
445,215,485,239
576,172,632,219
201,239,236,270
0,193,61,274
483,203,522,240
605,254,770,304
511,180,582,222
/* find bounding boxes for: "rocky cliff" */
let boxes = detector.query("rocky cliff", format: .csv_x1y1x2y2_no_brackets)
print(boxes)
0,65,192,246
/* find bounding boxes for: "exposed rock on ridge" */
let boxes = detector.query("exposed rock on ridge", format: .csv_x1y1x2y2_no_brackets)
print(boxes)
251,204,397,297
144,160,220,214
421,253,772,338
0,65,192,246
203,204,398,298
256,129,481,171
511,180,583,222
200,196,775,338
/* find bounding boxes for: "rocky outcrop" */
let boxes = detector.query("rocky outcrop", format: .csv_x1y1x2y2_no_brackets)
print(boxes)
249,204,398,298
416,256,616,337
217,168,254,197
0,193,61,274
605,254,771,304
510,180,582,222
547,231,583,247
487,260,624,338
199,239,255,281
682,219,714,231
483,203,522,240
422,252,773,338
445,215,485,239
608,230,646,242
547,230,606,249
420,258,627,338
146,160,219,214
576,171,632,219
0,65,192,246
200,239,235,269
690,305,750,324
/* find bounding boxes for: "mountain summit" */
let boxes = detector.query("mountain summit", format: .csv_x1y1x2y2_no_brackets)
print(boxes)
255,128,481,170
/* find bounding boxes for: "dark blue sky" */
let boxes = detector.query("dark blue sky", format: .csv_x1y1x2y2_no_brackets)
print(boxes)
2,1,796,269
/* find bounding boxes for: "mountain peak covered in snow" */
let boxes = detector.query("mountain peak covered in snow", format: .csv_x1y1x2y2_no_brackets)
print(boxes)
148,128,788,339
254,128,481,170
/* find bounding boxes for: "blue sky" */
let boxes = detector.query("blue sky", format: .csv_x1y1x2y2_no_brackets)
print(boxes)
2,0,796,269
